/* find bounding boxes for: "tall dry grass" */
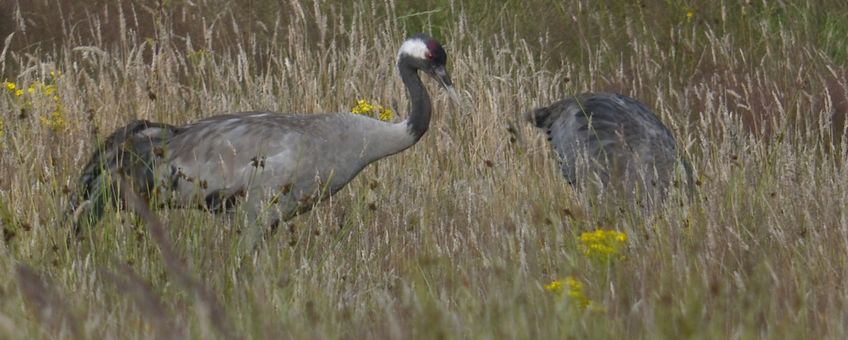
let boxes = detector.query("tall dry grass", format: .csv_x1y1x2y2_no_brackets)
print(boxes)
1,0,848,338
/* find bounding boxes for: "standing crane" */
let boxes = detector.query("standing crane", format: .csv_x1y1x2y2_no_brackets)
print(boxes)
68,33,455,249
525,92,692,206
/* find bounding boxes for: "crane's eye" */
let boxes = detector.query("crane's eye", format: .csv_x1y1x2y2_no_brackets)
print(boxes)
425,52,433,60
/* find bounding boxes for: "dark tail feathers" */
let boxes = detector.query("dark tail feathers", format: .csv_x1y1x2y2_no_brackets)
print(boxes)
67,120,179,234
524,106,557,130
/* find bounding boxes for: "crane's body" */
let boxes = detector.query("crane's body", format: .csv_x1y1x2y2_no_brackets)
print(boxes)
526,92,691,204
69,33,453,248
157,112,415,216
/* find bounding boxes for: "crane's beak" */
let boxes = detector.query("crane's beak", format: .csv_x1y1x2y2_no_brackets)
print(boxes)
431,65,460,103
432,65,453,88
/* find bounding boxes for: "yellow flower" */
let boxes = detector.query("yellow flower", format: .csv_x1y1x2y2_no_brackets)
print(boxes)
351,99,374,115
351,99,394,122
579,229,627,263
4,81,16,92
546,276,592,308
27,85,36,95
544,279,564,295
564,276,590,309
377,107,394,121
14,89,23,97
686,10,694,21
546,276,606,311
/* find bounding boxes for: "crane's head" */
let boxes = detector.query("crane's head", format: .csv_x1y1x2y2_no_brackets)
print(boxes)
398,33,454,92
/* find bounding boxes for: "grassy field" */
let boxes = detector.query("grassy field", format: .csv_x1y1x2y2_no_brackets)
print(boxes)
2,0,848,338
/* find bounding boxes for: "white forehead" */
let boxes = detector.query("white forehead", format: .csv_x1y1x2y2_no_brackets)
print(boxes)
398,39,429,60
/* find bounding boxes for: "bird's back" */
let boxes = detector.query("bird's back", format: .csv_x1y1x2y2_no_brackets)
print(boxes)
68,110,412,232
157,111,411,213
527,93,684,202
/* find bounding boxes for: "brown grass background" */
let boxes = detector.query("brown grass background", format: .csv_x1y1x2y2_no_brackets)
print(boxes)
1,0,848,338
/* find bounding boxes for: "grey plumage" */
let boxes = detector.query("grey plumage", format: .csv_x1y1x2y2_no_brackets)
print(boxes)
526,92,692,204
68,33,454,247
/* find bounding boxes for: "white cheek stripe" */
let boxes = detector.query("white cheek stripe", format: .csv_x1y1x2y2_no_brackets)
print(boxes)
398,39,428,60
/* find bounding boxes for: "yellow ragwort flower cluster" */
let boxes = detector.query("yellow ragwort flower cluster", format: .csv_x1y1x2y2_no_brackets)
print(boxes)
579,229,627,263
544,279,564,295
4,74,66,132
33,81,65,132
351,99,394,122
545,276,592,309
4,81,22,97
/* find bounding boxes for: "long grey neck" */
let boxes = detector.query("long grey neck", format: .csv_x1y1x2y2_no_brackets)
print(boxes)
399,62,431,141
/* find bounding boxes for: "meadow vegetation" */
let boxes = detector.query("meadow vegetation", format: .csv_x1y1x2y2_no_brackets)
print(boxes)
1,0,848,338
